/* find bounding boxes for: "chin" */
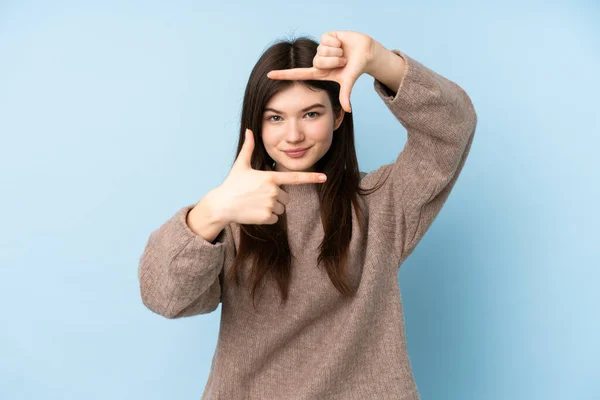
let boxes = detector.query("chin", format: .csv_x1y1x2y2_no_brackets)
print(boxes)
276,159,316,173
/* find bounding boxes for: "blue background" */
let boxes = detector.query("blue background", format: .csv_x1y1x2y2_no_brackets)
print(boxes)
1,1,598,399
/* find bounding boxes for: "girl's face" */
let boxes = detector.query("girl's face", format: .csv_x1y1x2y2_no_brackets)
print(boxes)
261,83,344,173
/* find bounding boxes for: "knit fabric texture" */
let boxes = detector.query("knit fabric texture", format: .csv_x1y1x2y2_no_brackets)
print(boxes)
138,49,478,400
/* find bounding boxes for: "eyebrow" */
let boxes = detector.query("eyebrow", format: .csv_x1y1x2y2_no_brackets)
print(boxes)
263,103,326,114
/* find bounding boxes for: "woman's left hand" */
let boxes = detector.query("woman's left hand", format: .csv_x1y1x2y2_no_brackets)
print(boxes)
266,30,380,113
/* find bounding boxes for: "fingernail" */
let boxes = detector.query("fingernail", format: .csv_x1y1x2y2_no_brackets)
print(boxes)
319,174,327,182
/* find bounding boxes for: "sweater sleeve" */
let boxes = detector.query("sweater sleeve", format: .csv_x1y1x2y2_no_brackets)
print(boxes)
361,49,477,264
138,204,234,318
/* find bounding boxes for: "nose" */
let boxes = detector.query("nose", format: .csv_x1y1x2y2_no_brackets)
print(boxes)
285,120,305,143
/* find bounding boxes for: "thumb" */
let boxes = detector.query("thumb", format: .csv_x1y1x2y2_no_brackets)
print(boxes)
235,128,255,168
339,78,355,113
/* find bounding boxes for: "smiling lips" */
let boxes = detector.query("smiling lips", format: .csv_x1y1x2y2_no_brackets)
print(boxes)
283,147,309,158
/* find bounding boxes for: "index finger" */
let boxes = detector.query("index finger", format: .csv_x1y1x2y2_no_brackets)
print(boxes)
267,67,317,81
269,171,327,185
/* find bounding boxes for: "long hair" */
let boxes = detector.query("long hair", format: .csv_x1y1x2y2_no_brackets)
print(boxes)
226,35,390,309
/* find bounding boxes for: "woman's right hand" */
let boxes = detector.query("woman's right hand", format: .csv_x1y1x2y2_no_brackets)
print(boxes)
210,129,328,225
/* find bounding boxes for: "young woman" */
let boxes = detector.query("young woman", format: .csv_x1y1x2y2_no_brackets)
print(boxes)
138,30,477,399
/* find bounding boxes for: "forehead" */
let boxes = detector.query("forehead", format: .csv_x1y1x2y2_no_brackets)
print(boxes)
264,83,330,112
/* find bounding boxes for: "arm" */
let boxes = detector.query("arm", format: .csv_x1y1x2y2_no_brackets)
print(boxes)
362,47,478,264
138,198,235,319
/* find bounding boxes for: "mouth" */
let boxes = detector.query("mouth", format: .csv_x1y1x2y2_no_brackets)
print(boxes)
283,147,310,158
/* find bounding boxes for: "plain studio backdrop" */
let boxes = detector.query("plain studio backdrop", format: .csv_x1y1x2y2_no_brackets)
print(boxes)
1,1,598,399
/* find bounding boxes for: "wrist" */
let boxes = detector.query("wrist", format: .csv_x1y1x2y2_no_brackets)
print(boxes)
205,187,231,226
366,45,406,94
187,189,231,242
365,39,389,77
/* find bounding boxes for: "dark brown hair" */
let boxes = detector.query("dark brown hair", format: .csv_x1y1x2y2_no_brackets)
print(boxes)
226,35,389,309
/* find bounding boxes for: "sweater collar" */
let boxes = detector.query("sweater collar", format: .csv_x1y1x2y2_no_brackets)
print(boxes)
279,182,320,196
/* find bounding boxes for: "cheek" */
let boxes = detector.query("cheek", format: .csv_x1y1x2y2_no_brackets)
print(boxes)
309,119,334,140
312,125,334,143
260,131,275,148
260,132,279,160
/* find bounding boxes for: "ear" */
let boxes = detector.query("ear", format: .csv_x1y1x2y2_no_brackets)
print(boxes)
334,108,345,131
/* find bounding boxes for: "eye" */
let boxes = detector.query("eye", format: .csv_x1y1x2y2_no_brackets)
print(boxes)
266,112,320,122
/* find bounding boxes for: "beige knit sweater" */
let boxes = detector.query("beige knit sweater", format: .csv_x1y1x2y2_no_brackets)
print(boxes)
138,49,477,400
